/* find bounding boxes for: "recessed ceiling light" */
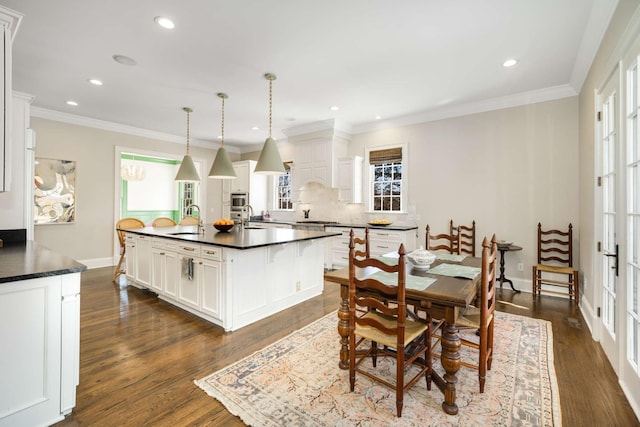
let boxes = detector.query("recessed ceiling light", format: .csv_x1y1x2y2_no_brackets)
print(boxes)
503,58,518,68
251,126,260,130
112,54,137,66
88,78,103,86
330,106,339,111
154,16,175,29
375,115,381,120
65,100,78,106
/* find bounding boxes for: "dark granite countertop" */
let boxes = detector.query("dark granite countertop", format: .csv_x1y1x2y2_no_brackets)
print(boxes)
0,241,87,283
249,219,419,231
124,225,340,249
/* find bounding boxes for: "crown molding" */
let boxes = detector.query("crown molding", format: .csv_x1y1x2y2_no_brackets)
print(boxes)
30,106,242,153
352,84,578,135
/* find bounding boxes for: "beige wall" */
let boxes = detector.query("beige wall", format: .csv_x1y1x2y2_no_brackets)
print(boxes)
31,117,235,266
346,97,579,286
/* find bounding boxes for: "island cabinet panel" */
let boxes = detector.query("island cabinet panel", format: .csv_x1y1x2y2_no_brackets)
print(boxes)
124,228,331,331
0,272,81,427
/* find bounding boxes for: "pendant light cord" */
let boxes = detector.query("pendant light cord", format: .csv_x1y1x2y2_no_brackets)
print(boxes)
184,107,192,155
268,77,273,138
221,95,225,147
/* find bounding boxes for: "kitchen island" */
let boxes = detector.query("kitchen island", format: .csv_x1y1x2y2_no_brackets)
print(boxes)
0,241,86,427
123,225,339,332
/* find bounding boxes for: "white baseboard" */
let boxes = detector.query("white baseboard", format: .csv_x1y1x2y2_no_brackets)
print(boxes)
77,257,114,269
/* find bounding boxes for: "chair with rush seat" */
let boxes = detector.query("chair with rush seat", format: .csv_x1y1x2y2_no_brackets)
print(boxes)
352,227,370,259
348,232,431,417
152,217,177,227
431,235,498,393
179,216,200,225
451,220,476,257
426,224,460,254
112,217,146,282
532,223,579,306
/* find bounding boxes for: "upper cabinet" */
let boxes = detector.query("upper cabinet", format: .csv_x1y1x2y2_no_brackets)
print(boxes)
221,160,267,216
287,123,351,190
337,156,363,203
0,6,23,192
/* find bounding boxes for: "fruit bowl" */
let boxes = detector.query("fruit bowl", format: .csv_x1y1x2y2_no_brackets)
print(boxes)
406,246,436,270
214,223,234,232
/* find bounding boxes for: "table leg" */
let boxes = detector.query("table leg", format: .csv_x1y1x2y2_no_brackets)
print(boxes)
337,283,350,370
497,249,521,293
439,321,461,415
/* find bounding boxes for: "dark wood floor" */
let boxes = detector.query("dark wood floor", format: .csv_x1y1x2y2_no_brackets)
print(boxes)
54,267,638,426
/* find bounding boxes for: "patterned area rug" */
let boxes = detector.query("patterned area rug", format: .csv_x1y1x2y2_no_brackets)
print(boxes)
195,311,561,426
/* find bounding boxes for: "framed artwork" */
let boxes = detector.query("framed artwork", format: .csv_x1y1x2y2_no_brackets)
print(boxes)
34,158,76,224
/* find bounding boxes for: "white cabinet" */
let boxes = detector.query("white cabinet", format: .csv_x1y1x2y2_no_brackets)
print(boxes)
337,156,363,203
151,238,178,296
327,226,418,268
0,272,81,427
135,235,151,287
124,234,137,282
0,7,22,192
222,160,267,218
200,246,223,321
177,242,201,310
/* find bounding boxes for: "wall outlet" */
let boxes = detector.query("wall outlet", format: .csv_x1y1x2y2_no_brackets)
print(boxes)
517,263,524,271
296,281,301,291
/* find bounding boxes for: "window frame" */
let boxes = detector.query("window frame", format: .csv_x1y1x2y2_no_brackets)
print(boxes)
272,161,294,212
365,143,408,213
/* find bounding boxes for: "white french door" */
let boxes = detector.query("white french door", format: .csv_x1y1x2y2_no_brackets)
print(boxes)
598,68,620,368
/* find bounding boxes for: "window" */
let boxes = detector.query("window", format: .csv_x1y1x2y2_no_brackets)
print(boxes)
181,182,199,217
369,147,403,212
276,162,293,210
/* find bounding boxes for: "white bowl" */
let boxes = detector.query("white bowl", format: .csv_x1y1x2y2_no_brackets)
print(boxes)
406,247,436,270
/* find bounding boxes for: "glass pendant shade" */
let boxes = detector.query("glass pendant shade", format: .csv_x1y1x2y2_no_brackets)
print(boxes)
175,107,200,182
254,137,285,174
208,146,236,178
208,93,237,179
175,154,200,182
255,73,285,175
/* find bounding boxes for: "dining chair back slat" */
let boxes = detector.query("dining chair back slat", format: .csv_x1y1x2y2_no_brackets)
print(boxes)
451,220,476,257
426,224,460,254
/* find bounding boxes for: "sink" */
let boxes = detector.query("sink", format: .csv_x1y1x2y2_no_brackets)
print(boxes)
168,232,201,235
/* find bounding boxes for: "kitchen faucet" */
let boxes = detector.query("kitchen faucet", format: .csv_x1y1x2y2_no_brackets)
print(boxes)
186,204,204,234
242,204,253,229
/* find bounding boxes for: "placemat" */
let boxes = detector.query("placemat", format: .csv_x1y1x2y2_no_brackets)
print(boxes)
368,270,437,291
428,263,480,279
435,253,467,262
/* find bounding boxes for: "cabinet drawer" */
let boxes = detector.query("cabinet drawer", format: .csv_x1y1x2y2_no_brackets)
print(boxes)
152,238,178,251
177,242,201,256
201,246,222,261
369,229,401,241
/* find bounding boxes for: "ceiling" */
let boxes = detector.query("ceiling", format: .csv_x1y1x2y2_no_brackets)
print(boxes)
3,0,617,152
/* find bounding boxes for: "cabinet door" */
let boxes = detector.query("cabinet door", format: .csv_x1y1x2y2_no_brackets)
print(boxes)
136,236,151,287
230,162,250,193
150,247,164,294
178,254,200,309
201,258,223,320
125,237,137,281
164,251,178,299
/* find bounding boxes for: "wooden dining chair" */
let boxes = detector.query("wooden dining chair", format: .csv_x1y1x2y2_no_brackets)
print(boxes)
431,235,497,393
179,216,200,225
112,217,146,282
532,223,579,306
352,227,370,259
450,220,476,257
348,230,431,417
152,217,177,227
426,224,460,254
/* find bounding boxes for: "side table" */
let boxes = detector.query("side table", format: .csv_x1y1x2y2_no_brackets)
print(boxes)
497,244,522,293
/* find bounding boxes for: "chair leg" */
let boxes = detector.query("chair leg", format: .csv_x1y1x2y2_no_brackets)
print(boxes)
112,251,126,282
478,327,487,393
532,266,537,299
396,349,404,417
573,270,579,307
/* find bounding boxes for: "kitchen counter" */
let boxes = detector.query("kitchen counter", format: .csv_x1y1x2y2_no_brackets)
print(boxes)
0,240,87,283
249,219,419,231
124,225,340,249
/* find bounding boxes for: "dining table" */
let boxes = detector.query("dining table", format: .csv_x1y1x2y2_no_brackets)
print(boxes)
324,252,481,416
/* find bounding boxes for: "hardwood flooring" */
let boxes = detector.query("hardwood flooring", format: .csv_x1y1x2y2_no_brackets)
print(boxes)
54,267,638,426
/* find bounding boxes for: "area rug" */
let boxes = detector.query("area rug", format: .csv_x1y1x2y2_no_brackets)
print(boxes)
195,311,561,426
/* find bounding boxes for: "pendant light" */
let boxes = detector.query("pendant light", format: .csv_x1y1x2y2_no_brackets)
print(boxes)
254,73,285,174
175,107,201,182
208,93,237,179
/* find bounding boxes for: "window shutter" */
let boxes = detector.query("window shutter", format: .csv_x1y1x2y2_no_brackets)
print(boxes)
369,147,402,165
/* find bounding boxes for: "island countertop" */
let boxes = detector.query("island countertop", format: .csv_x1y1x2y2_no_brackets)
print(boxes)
123,225,340,249
0,241,88,283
